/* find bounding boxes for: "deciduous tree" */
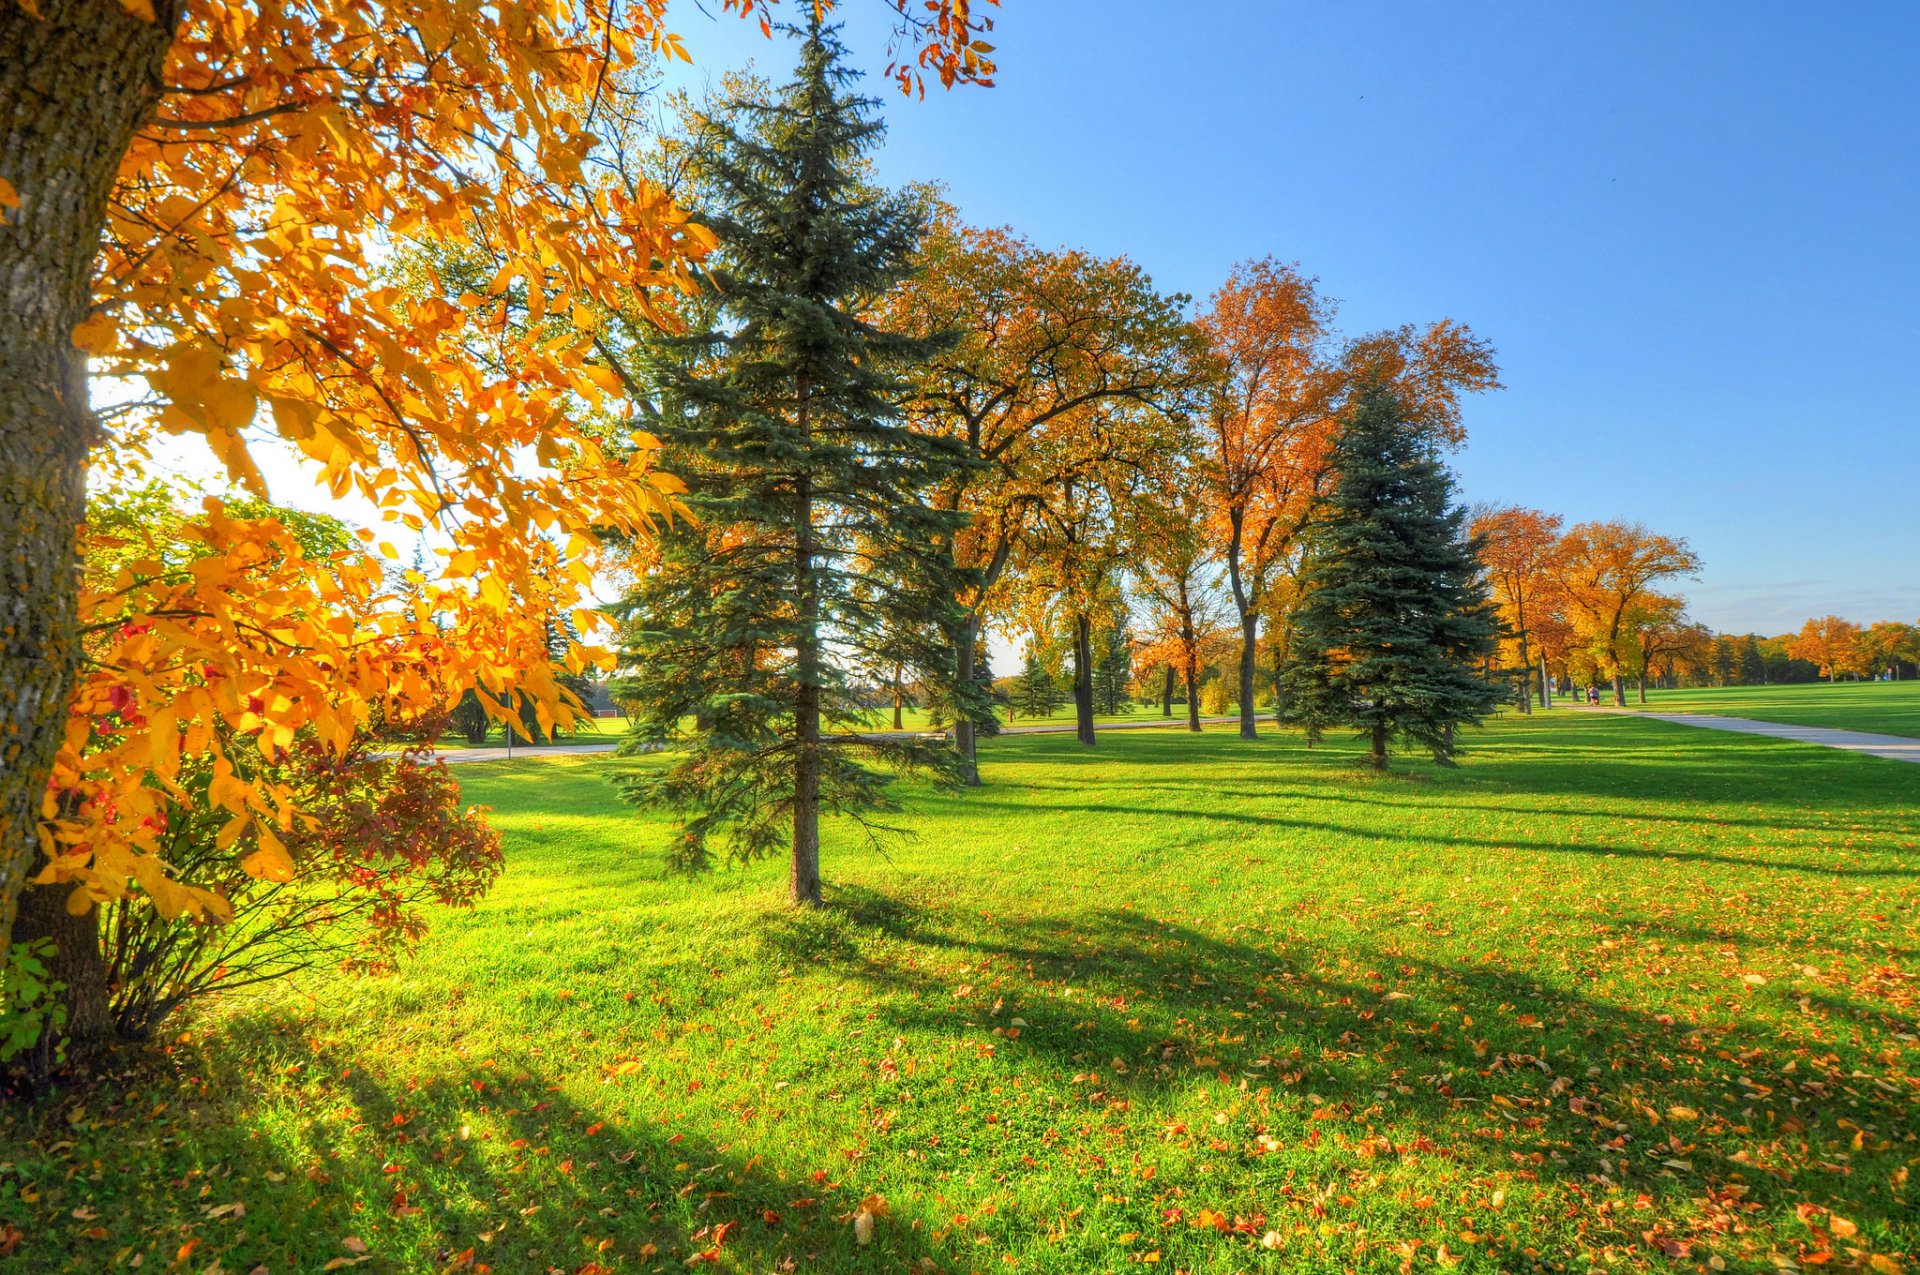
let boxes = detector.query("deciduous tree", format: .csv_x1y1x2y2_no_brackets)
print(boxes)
1469,505,1564,712
0,0,997,989
1555,521,1700,706
892,207,1201,776
1788,615,1863,683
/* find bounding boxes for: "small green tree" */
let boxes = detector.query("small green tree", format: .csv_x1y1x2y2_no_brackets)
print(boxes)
1011,648,1067,719
1281,382,1500,770
1090,621,1136,715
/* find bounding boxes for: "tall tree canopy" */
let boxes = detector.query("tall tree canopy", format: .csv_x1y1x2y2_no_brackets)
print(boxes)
611,18,977,905
1281,383,1500,770
890,206,1202,775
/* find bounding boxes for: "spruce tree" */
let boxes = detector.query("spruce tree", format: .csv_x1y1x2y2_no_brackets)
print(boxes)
1011,649,1066,719
1280,381,1500,770
1091,621,1137,715
611,20,979,904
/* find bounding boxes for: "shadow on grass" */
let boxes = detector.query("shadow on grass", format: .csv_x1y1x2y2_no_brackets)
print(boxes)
0,1016,953,1275
761,884,1916,1255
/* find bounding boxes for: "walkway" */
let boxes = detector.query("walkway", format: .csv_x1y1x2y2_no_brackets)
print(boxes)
1630,711,1920,765
424,715,1243,765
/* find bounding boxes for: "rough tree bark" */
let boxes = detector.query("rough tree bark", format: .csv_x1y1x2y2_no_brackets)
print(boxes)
1160,664,1173,717
1224,507,1259,740
1072,612,1095,746
2,3,176,959
951,612,979,785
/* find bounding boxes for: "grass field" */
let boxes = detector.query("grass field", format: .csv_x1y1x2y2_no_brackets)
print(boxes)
433,706,1188,750
2,716,1915,1273
1640,681,1920,740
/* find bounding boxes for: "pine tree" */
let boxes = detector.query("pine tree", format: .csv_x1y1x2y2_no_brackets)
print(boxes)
1011,648,1066,719
1280,381,1500,770
611,20,980,904
1091,621,1137,715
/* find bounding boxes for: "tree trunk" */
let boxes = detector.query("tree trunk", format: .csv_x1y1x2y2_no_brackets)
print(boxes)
0,2,173,956
11,877,112,1072
1073,612,1095,746
1370,721,1387,771
952,613,980,786
790,386,822,908
1224,506,1258,741
1538,652,1551,709
1160,664,1173,716
1637,672,1648,704
891,662,904,731
1184,660,1200,732
1236,609,1258,740
1611,672,1626,707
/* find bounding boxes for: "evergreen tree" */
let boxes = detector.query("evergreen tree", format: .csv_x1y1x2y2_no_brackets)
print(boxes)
1011,648,1067,719
1280,381,1500,770
1091,621,1137,715
611,20,980,904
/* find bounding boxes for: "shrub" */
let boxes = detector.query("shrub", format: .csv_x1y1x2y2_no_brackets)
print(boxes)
96,736,503,1042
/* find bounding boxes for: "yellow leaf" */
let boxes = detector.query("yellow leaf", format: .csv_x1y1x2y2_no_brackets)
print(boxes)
0,176,18,220
71,312,117,355
116,0,157,19
241,832,296,883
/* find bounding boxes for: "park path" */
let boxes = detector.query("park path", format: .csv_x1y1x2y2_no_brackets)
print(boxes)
423,715,1242,766
1627,711,1920,765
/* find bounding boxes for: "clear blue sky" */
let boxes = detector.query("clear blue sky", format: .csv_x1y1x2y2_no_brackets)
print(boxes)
666,1,1920,636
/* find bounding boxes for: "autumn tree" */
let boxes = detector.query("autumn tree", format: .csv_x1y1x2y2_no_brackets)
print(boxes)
891,206,1202,777
1787,616,1863,683
611,21,980,905
1197,260,1335,740
1132,476,1228,732
1620,596,1702,702
1281,382,1500,770
1555,521,1700,706
1858,620,1920,680
1469,505,1564,712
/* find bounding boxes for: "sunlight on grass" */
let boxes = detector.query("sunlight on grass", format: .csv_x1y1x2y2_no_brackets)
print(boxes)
2,714,1914,1273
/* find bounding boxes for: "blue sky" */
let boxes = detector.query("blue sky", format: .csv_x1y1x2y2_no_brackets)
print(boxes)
666,1,1920,636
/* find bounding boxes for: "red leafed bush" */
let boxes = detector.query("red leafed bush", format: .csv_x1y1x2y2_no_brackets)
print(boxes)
101,735,502,1040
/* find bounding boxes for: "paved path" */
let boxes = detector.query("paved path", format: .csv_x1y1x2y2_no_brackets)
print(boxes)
425,715,1243,765
1630,712,1920,765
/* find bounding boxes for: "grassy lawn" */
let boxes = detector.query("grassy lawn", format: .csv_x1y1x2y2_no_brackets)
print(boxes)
1640,681,1920,739
431,706,1204,750
2,716,1915,1273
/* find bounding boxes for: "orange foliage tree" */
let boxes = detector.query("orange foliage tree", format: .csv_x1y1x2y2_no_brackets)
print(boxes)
1469,505,1564,711
0,1,997,958
1196,260,1335,741
1555,522,1700,706
892,205,1200,775
1129,460,1227,732
1787,615,1863,683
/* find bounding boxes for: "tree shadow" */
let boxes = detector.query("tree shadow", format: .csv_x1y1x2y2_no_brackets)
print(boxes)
0,1012,958,1275
758,885,1917,1257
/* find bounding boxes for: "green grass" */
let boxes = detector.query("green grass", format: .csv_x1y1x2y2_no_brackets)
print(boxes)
1640,680,1920,738
3,716,1916,1274
432,706,1205,750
